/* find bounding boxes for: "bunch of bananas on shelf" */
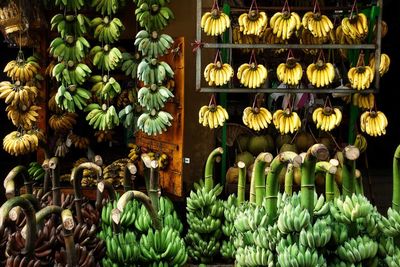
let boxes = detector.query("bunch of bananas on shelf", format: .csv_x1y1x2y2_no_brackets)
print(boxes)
238,10,267,36
103,158,132,186
204,61,234,87
85,103,120,130
306,59,335,87
52,61,92,85
261,28,288,54
312,106,343,131
3,130,41,156
270,10,301,40
28,162,45,182
138,84,174,110
92,0,122,15
49,36,90,62
3,54,40,82
352,93,374,110
137,109,173,135
369,53,391,77
201,8,230,36
137,58,174,85
90,75,121,100
135,30,174,58
90,45,123,71
68,132,90,150
299,28,327,55
276,57,303,86
91,16,125,44
0,81,38,106
273,108,301,134
49,112,77,132
237,62,268,89
341,13,369,40
50,13,90,38
121,52,141,79
242,106,272,131
232,25,263,54
198,104,229,129
6,104,41,129
353,134,368,153
302,11,334,38
135,1,174,31
128,143,141,162
55,84,91,112
348,65,374,90
94,130,114,143
360,110,388,137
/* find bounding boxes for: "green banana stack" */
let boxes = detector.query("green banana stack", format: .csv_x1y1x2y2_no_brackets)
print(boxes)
220,195,238,259
137,109,173,136
84,103,119,131
28,162,45,183
134,0,174,32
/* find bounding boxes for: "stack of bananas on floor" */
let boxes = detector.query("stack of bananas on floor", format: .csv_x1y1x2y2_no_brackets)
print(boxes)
135,30,174,58
128,143,142,162
306,59,336,87
137,109,173,135
201,4,230,36
273,108,301,134
103,158,132,186
348,64,374,90
369,53,391,77
242,106,272,131
204,60,234,86
312,106,343,131
220,195,238,260
353,134,368,154
360,109,388,137
276,57,303,86
238,9,267,36
269,9,301,40
237,62,268,89
352,93,375,110
28,161,45,183
72,158,98,187
135,0,175,32
198,103,229,129
341,13,369,40
302,11,334,38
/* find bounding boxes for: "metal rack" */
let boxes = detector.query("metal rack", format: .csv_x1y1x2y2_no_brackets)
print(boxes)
195,0,383,94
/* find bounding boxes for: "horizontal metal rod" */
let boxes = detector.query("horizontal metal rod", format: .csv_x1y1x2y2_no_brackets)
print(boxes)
198,87,376,94
228,5,373,13
203,43,376,50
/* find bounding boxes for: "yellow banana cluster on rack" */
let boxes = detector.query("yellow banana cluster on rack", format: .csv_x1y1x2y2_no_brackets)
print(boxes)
273,108,301,134
201,9,230,36
306,60,335,88
270,11,301,40
0,81,38,107
348,65,374,90
3,57,40,82
3,130,43,156
204,61,234,86
242,107,272,131
341,13,369,40
299,28,327,55
352,93,375,110
369,53,390,77
360,110,388,137
238,10,268,36
262,28,287,54
277,58,303,86
237,62,268,88
312,107,342,131
198,104,229,129
302,11,334,38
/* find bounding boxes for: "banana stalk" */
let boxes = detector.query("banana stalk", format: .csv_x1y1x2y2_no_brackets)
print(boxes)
254,153,274,206
149,160,160,212
123,162,137,192
354,169,364,195
250,153,273,204
96,180,117,209
316,159,339,202
49,157,61,206
266,151,303,225
0,197,36,258
61,209,77,267
4,165,33,198
71,162,103,223
42,159,51,195
284,163,294,196
141,153,152,193
205,147,224,192
341,146,360,197
393,144,400,211
8,194,41,224
237,161,246,204
301,144,329,215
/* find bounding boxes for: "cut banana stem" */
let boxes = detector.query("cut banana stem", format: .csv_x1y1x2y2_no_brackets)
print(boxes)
96,181,117,209
4,165,33,198
301,144,329,215
42,159,51,195
49,157,61,207
149,160,160,213
204,147,224,192
284,163,294,196
393,145,400,211
123,162,137,192
22,205,62,240
316,161,338,202
61,209,77,267
237,161,246,204
254,153,274,206
250,165,271,204
342,146,360,197
354,169,364,195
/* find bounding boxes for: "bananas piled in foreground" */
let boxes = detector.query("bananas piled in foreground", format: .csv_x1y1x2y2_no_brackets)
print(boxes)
3,130,41,156
3,54,40,82
28,162,45,182
237,62,268,89
85,103,120,131
360,110,388,137
276,58,303,86
312,106,342,131
103,158,132,186
341,13,369,40
204,61,234,87
270,10,301,40
137,109,173,135
348,65,374,90
302,11,334,38
238,10,267,36
306,60,335,87
353,134,368,153
198,104,229,129
0,81,38,106
352,93,374,110
369,53,391,77
135,1,175,31
242,106,272,131
91,16,125,44
135,30,174,58
201,8,230,36
138,84,174,110
137,58,174,85
273,108,301,134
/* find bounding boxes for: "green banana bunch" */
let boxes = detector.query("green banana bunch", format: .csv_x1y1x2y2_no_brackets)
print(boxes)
336,235,378,263
137,109,173,136
49,36,90,63
353,134,368,154
85,103,120,130
221,195,238,260
91,16,125,44
138,84,174,110
90,75,121,100
277,202,311,234
55,0,85,11
253,224,281,252
135,1,174,32
330,194,373,224
386,252,400,267
299,217,332,249
103,231,140,266
55,84,91,112
186,229,221,263
121,52,141,79
378,236,397,259
140,227,188,266
137,58,174,85
221,240,235,260
135,30,174,58
91,0,121,16
118,105,135,128
330,222,349,245
135,204,153,233
235,205,269,233
28,162,45,182
277,242,326,267
313,194,331,217
91,45,123,71
51,13,90,38
379,208,400,237
158,196,183,233
236,246,274,267
52,61,92,85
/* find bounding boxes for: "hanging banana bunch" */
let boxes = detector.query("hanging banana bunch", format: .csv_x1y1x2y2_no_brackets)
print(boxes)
341,9,368,40
237,51,268,89
90,75,121,101
121,52,141,79
273,107,301,134
306,52,335,88
238,0,267,36
201,0,230,36
137,109,173,136
276,52,303,86
90,45,123,71
348,53,374,90
269,1,301,40
138,84,174,110
352,93,375,110
50,13,90,38
137,58,175,85
135,0,175,32
85,103,120,131
360,108,388,137
3,54,40,82
302,1,333,38
135,30,174,58
49,35,90,62
91,16,125,44
92,0,124,16
369,53,390,77
204,50,234,87
242,95,272,131
198,95,229,129
312,99,342,131
261,28,288,55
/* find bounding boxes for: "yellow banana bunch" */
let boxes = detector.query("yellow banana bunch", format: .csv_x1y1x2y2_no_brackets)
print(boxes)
353,134,368,153
270,11,301,40
369,53,390,77
128,143,141,162
198,104,229,129
3,57,40,82
201,9,230,36
242,106,272,131
336,25,362,59
237,62,268,88
312,107,342,131
341,13,368,40
0,81,38,106
49,112,78,133
276,58,303,86
273,108,301,134
352,93,374,110
299,28,325,55
373,20,388,39
238,10,268,36
3,130,40,156
261,28,287,54
306,60,335,87
232,25,262,53
360,110,388,137
6,105,41,129
302,11,333,38
204,61,234,86
348,65,374,90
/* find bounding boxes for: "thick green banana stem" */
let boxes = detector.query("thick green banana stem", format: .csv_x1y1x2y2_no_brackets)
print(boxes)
266,151,303,225
49,157,61,207
204,147,224,192
71,162,102,223
254,153,274,206
284,163,294,196
0,197,36,258
393,145,400,211
22,205,62,239
123,163,137,192
115,190,161,230
301,144,329,215
141,154,152,194
316,159,339,202
341,146,360,197
354,169,364,195
237,161,246,204
62,209,77,267
4,165,33,198
250,152,273,204
42,159,51,195
149,160,160,212
96,181,117,209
